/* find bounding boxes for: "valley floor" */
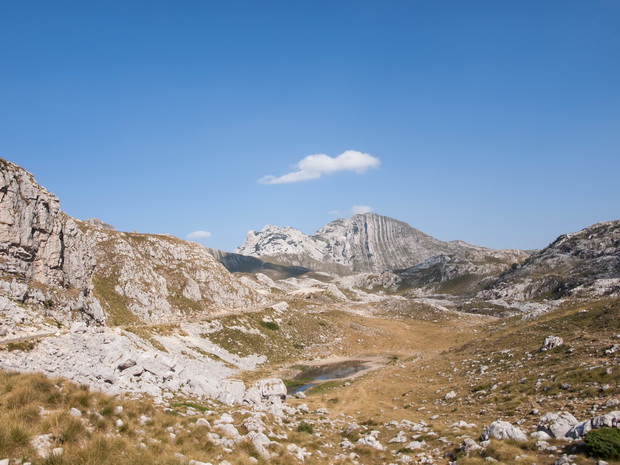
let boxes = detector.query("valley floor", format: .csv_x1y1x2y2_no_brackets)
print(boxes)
2,296,619,465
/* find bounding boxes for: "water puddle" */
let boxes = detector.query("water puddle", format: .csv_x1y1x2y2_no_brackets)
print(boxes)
286,360,372,394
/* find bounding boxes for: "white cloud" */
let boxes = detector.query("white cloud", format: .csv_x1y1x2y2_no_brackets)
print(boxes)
186,230,212,240
352,205,373,214
259,150,380,184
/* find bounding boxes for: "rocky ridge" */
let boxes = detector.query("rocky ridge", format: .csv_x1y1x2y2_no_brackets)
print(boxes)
480,220,620,301
235,213,527,278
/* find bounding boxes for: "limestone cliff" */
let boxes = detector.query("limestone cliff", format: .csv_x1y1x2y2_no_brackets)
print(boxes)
0,159,264,327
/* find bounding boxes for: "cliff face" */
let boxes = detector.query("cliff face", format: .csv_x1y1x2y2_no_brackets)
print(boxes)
236,212,526,275
480,220,620,300
0,159,263,326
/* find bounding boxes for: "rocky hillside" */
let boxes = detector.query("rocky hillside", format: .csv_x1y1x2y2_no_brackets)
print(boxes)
207,248,311,281
480,220,620,301
236,213,528,278
394,246,530,296
0,159,263,328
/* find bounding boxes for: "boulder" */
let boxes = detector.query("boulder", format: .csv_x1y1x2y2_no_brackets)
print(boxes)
217,379,245,406
256,378,287,400
242,386,262,405
246,431,270,459
537,412,578,439
357,433,385,451
539,336,564,352
480,421,527,442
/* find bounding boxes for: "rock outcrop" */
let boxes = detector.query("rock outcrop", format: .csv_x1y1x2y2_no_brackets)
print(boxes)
481,220,620,301
480,421,528,442
0,159,264,327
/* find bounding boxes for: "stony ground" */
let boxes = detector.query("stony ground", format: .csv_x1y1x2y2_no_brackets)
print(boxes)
1,295,618,465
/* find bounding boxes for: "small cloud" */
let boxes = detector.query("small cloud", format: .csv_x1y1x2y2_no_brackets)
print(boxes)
186,230,212,240
328,210,343,217
352,205,373,214
259,150,380,184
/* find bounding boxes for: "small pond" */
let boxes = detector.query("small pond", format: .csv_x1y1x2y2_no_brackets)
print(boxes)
286,360,372,394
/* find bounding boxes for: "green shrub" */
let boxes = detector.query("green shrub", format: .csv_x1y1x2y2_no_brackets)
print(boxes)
297,421,314,434
260,320,279,331
585,427,620,459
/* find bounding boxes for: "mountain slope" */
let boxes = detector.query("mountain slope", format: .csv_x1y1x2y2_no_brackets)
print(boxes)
207,248,311,280
0,159,264,327
236,212,527,276
480,220,620,300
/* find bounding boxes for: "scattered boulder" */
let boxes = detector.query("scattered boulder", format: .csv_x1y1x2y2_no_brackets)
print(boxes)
539,336,564,352
537,411,578,439
246,431,271,459
480,421,527,442
255,378,287,400
460,438,482,454
388,431,409,443
566,411,620,439
218,379,245,406
357,431,385,451
31,434,54,457
242,386,262,405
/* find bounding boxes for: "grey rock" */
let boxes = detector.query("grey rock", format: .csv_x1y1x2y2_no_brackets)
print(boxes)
460,438,481,454
217,379,245,406
256,378,287,400
537,411,578,438
481,220,620,301
241,386,262,405
539,336,564,352
480,421,527,442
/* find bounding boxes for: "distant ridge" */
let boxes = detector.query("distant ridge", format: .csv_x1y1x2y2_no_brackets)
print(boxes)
235,212,527,275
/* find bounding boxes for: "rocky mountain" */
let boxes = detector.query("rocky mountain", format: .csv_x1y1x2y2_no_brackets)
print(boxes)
0,158,264,328
235,212,528,277
480,220,620,301
207,248,311,280
394,246,530,296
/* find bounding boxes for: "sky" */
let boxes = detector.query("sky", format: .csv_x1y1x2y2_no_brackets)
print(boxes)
1,0,619,252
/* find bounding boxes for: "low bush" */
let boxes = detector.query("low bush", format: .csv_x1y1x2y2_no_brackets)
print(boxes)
297,421,314,434
584,427,620,459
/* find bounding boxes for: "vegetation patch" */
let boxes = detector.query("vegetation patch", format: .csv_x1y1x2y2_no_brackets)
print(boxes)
92,274,141,327
585,427,620,460
1,340,38,352
297,421,314,434
260,320,280,331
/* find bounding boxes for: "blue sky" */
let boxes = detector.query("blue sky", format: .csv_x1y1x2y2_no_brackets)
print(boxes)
1,1,619,252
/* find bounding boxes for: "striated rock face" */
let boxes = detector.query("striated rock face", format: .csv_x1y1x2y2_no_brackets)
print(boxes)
236,213,525,275
480,220,620,301
0,158,264,326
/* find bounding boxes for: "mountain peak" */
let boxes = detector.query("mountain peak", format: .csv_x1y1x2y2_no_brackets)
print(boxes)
236,213,472,274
